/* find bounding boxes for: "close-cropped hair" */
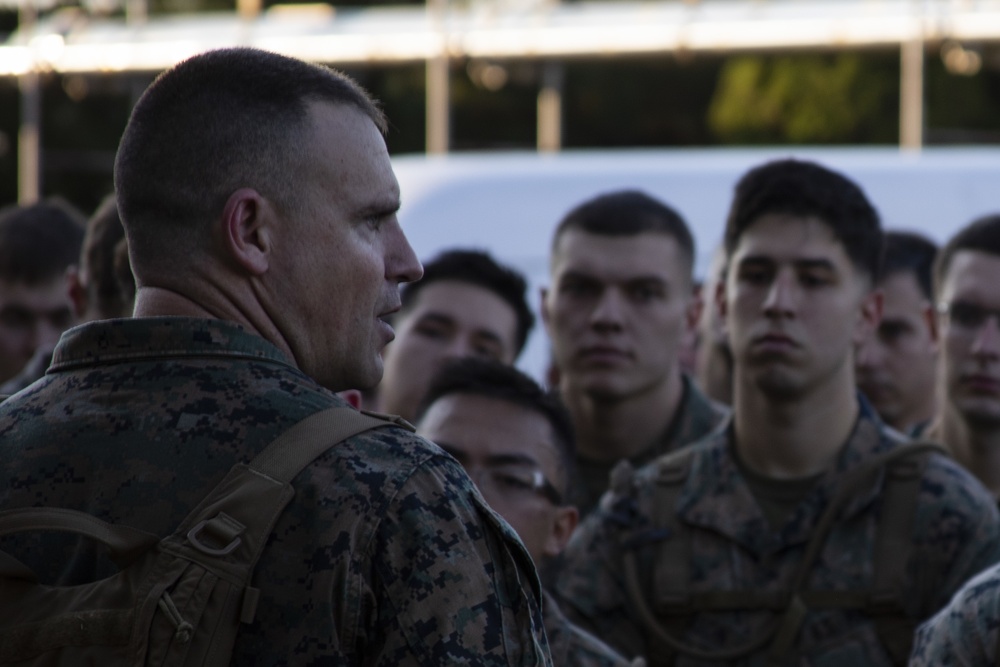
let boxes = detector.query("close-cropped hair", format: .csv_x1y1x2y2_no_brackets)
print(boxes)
114,47,385,275
934,213,1000,296
417,357,576,493
881,230,938,300
552,190,696,276
725,159,884,283
0,198,85,285
83,195,130,317
400,249,535,357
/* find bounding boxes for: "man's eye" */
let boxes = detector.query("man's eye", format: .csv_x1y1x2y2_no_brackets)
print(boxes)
0,310,32,329
472,344,502,361
492,471,533,492
560,281,597,298
738,268,770,285
799,273,831,288
415,324,449,340
628,285,661,302
879,322,909,343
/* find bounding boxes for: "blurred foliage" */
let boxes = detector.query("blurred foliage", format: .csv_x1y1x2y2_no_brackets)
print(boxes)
708,53,899,144
2,40,1000,212
563,55,723,147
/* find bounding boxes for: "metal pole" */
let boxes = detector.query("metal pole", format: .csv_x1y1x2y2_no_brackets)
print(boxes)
900,37,924,150
537,61,564,152
17,1,40,204
426,0,449,154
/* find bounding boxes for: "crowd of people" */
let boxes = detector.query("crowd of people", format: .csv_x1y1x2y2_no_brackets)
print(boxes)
2,46,1000,666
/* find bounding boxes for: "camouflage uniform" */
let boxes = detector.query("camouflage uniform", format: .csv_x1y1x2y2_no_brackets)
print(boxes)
554,399,1000,665
544,591,632,666
909,562,1000,667
573,375,729,516
0,317,552,667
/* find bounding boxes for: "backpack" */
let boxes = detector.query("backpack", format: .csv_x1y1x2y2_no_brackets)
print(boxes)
615,440,947,667
0,406,397,666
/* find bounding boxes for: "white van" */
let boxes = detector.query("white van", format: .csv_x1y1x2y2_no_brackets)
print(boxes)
391,146,1000,380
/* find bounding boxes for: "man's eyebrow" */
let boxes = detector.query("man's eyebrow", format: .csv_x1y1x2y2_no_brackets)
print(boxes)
357,199,400,219
794,258,837,272
415,312,458,328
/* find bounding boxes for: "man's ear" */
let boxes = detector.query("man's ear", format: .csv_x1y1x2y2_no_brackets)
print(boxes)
854,287,884,346
715,278,728,327
923,301,940,350
540,286,552,330
221,188,272,276
66,266,87,319
542,505,579,559
685,283,704,333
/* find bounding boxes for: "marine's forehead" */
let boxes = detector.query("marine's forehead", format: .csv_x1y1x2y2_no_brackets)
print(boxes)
550,229,687,281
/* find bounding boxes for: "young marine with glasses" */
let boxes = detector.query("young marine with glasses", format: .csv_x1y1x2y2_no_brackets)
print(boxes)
925,213,1000,500
415,357,641,667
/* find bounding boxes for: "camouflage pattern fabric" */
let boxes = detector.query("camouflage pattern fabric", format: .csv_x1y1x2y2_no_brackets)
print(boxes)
573,375,729,517
554,399,1000,666
543,591,633,667
0,317,552,666
909,562,1000,667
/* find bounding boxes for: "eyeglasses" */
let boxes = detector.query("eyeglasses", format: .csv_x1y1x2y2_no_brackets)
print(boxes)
468,465,564,506
938,301,1000,332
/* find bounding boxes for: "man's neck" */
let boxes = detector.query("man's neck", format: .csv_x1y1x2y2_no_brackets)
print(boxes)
891,394,938,437
733,368,859,479
564,370,685,463
939,409,1000,498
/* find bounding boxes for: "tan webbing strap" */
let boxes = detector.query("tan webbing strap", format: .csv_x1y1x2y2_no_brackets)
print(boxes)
0,507,160,580
765,441,946,665
869,443,935,665
250,407,393,483
621,442,945,664
652,452,693,616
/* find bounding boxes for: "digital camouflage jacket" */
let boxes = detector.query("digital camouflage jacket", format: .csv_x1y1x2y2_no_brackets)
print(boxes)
0,317,552,666
573,375,730,517
909,560,1000,667
554,399,1000,666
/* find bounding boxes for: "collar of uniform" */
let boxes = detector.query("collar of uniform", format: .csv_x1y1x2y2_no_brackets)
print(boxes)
48,317,295,372
676,395,897,557
632,374,731,470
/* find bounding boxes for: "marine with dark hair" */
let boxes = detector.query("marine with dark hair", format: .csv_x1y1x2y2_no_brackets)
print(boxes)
415,357,637,667
925,213,1000,498
554,159,1000,665
0,198,84,386
68,194,134,322
908,214,1000,666
856,231,939,435
541,189,728,516
375,248,534,422
0,48,551,666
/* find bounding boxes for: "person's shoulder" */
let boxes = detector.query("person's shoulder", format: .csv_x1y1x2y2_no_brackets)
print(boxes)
918,442,999,513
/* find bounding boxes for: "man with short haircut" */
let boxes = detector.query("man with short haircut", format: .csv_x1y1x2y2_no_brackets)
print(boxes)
0,48,550,665
2,195,134,395
856,231,939,436
376,248,534,422
0,199,84,386
693,245,733,405
68,194,133,323
555,160,1000,665
925,214,1000,499
416,357,634,667
541,190,728,516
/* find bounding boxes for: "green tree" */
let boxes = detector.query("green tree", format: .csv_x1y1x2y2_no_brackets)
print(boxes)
708,53,898,144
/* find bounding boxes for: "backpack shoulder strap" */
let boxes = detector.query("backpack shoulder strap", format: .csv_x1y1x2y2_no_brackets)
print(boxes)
249,406,394,483
869,440,940,665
